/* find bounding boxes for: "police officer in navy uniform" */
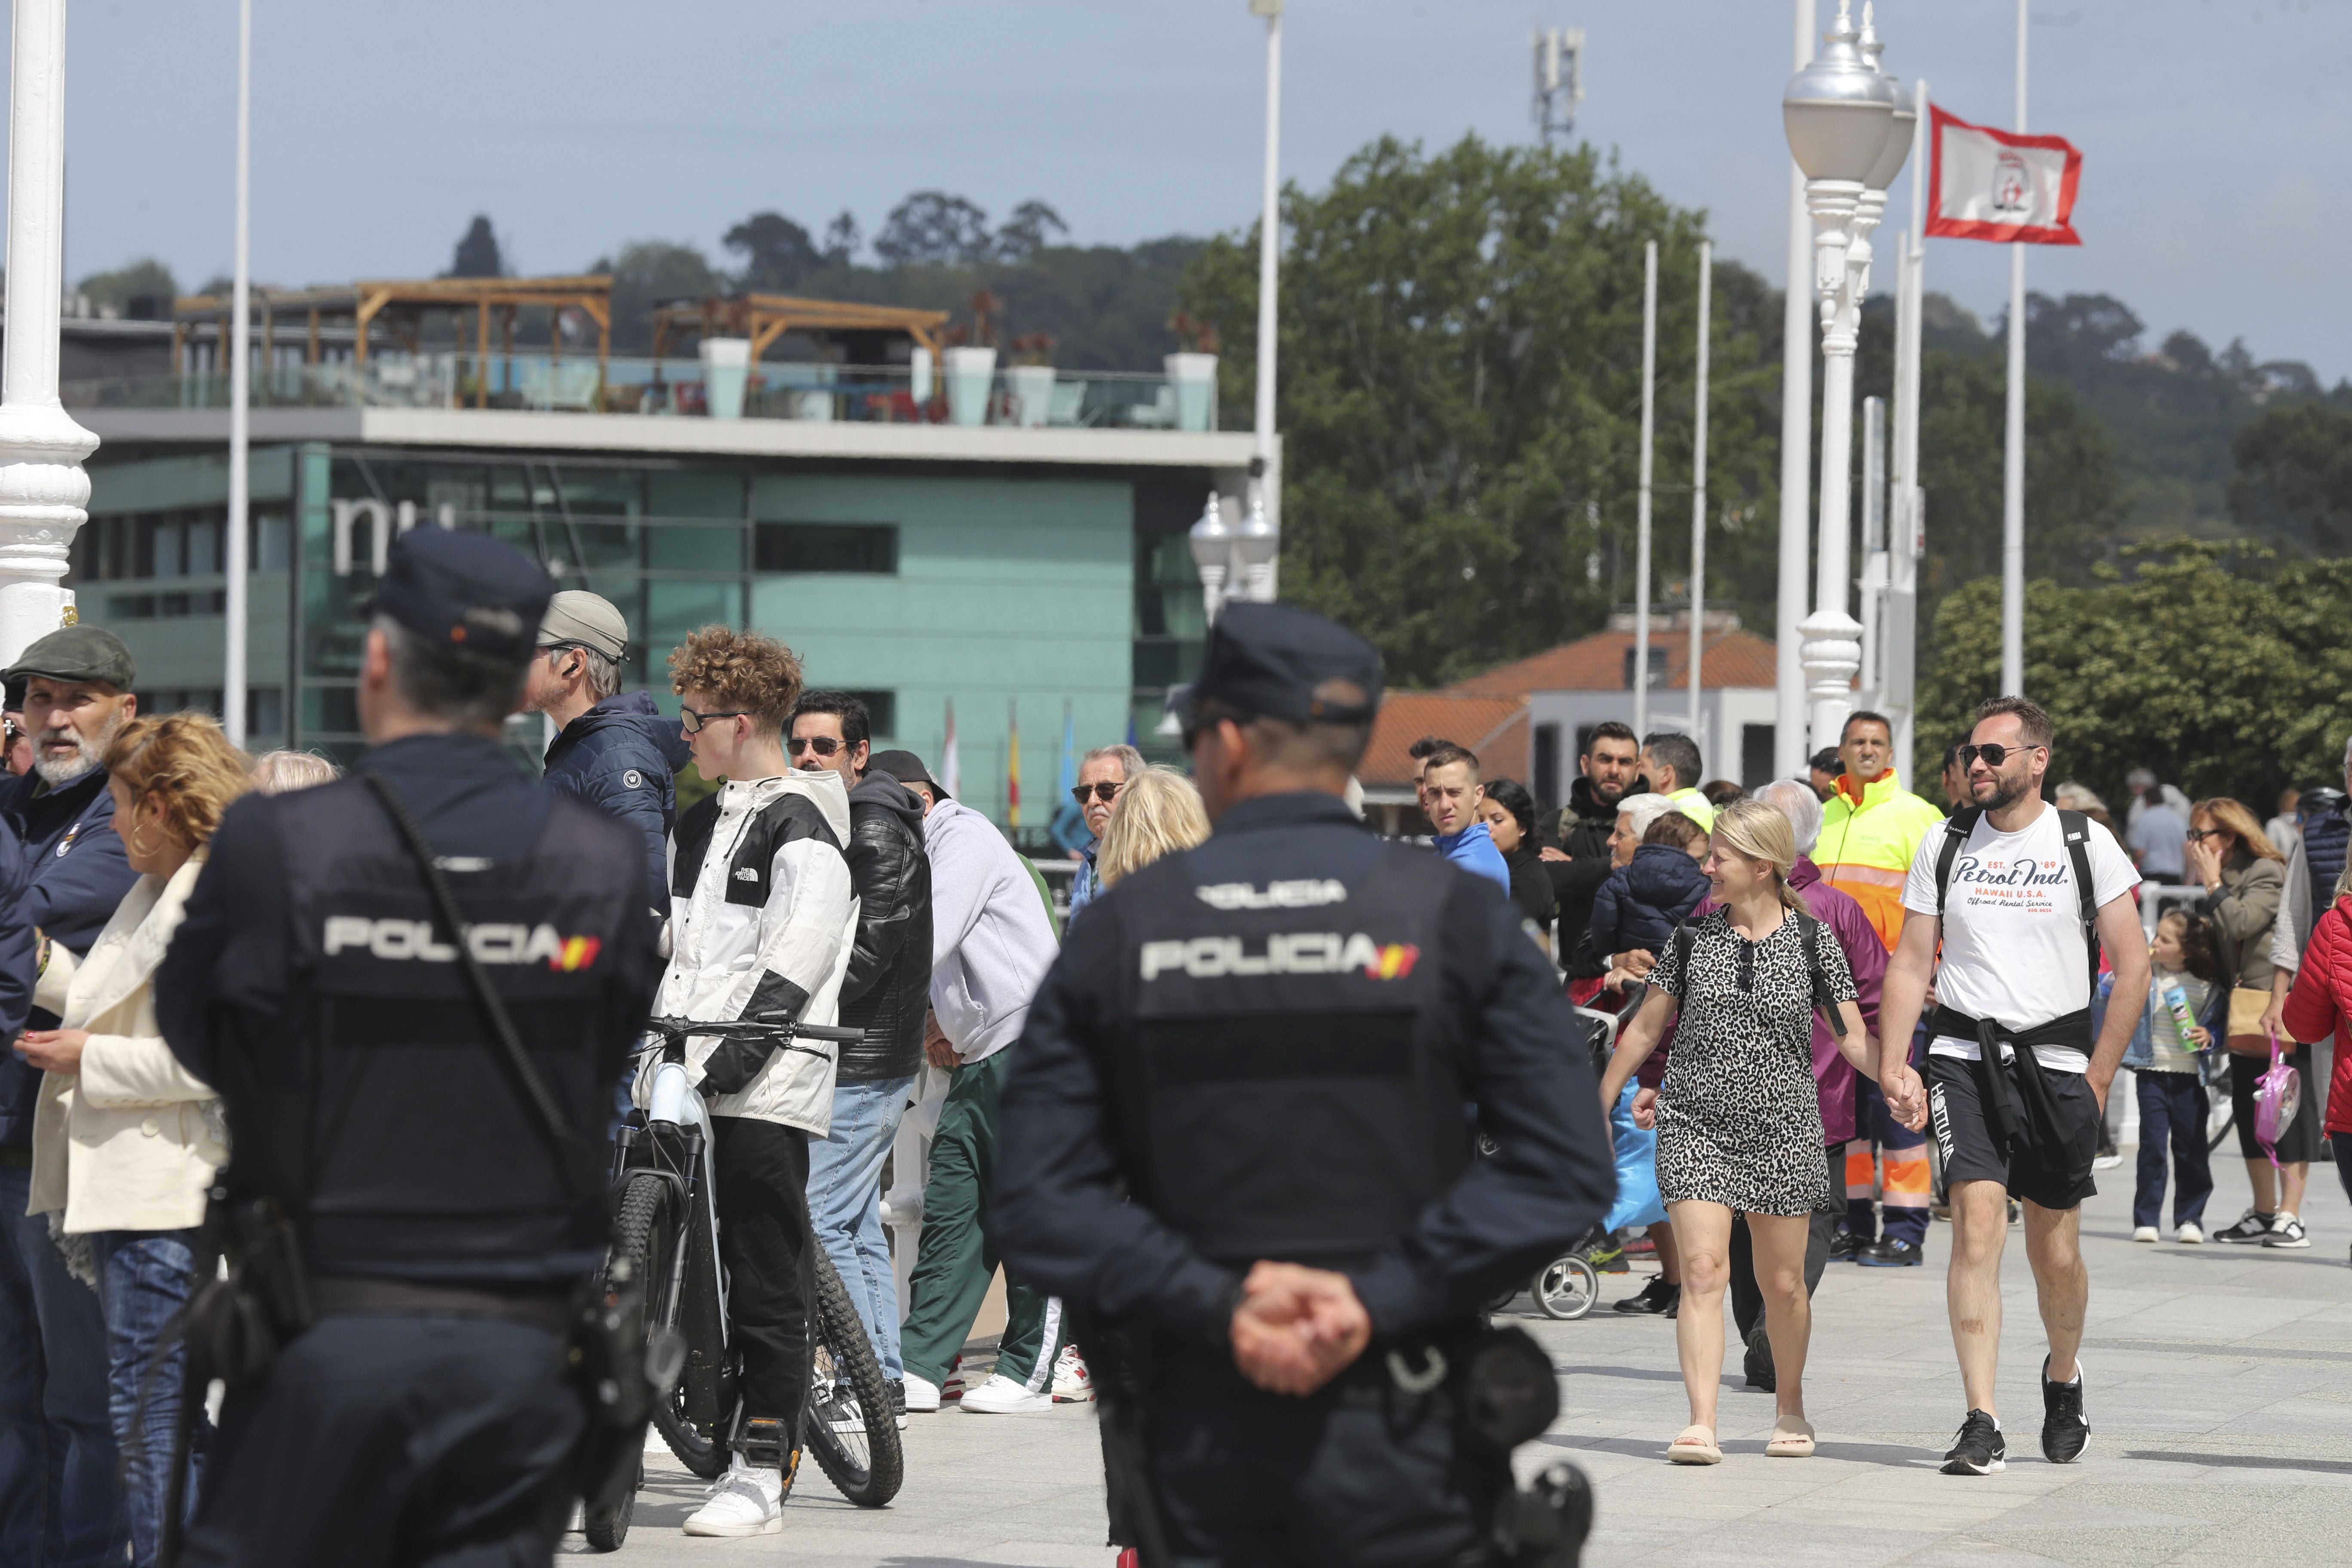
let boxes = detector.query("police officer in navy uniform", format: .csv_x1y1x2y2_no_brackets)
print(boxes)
995,601,1614,1568
154,528,662,1568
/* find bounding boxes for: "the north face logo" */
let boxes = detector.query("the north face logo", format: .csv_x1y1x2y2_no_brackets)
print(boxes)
733,867,760,882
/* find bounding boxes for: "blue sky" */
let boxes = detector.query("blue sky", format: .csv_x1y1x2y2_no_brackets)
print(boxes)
37,0,2352,378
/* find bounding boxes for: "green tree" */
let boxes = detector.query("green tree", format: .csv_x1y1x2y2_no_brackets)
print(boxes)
78,257,177,316
1917,544,2352,807
589,241,723,352
1175,134,1785,687
2230,400,2352,555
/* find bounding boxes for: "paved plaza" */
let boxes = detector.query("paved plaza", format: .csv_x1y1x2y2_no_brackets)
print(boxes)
570,1150,2352,1565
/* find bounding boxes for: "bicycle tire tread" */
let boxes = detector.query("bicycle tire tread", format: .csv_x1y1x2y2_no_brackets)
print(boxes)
805,1250,905,1506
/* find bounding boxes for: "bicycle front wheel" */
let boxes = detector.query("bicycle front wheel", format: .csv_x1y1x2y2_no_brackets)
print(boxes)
804,1250,904,1507
614,1172,729,1481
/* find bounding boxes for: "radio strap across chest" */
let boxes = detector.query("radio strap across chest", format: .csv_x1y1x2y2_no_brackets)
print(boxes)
360,770,581,1193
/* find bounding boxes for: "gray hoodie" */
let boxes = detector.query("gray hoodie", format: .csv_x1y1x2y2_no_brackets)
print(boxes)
925,796,1058,1065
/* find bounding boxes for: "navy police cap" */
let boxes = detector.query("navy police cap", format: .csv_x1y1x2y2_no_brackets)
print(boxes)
364,526,554,666
1184,600,1381,727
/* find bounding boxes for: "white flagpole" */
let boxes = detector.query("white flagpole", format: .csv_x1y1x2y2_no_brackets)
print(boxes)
1633,239,1658,743
1890,77,1928,787
1688,241,1711,750
2000,0,2028,696
224,0,252,745
1775,0,1817,779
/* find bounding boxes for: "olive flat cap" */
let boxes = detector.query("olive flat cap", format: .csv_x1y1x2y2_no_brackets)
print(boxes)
364,527,554,666
1182,600,1381,727
538,590,628,662
4,625,136,690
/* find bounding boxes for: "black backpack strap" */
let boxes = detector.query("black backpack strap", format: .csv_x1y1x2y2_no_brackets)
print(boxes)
1933,806,1984,921
1794,909,1848,1040
1668,920,1696,997
2055,807,2102,995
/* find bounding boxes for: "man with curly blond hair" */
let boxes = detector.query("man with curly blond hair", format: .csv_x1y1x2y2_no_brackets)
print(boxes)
656,625,860,1536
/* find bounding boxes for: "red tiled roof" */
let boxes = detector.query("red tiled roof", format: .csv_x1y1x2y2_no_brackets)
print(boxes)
1361,693,1530,789
1443,628,1778,699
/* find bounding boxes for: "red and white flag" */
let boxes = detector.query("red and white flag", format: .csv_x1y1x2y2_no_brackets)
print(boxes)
1925,106,2082,246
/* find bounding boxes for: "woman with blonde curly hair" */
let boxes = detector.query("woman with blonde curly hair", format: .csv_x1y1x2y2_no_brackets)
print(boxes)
1093,766,1211,890
19,712,250,1562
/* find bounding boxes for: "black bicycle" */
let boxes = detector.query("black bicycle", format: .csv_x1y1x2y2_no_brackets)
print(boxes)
583,1014,904,1550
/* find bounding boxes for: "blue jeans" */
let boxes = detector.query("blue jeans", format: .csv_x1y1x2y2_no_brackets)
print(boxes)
2133,1069,2215,1230
806,1075,913,1381
89,1231,202,1568
0,1164,126,1566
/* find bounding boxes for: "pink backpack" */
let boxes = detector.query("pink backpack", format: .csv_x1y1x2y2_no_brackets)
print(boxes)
2254,1031,2303,1165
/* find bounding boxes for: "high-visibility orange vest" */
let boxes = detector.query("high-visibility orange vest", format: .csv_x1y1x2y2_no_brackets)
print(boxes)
1816,772,1946,951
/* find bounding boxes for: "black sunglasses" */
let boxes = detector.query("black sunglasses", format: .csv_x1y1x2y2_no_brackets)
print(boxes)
1072,781,1123,805
678,706,748,734
787,735,846,757
1959,742,2041,769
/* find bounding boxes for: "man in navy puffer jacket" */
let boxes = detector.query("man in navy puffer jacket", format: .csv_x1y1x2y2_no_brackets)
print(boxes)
523,591,692,910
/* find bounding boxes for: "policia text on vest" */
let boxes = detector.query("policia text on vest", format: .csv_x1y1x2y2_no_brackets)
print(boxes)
992,599,1616,1568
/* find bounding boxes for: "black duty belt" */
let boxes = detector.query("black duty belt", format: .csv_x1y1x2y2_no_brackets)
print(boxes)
1930,1006,2091,1160
309,1274,573,1332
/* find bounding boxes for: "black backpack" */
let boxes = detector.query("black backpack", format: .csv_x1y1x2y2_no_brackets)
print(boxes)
1932,805,2102,995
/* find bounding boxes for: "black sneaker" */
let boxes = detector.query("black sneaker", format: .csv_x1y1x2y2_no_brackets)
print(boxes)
2040,1356,2088,1463
2263,1215,2312,1250
1857,1238,1924,1268
1941,1409,2006,1475
1612,1277,1679,1316
1827,1228,1866,1262
1742,1325,1776,1392
2213,1207,2276,1244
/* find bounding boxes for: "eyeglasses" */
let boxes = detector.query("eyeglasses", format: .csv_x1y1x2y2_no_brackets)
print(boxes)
787,735,846,758
678,706,748,734
1958,742,2041,769
2185,827,2226,842
1072,781,1123,805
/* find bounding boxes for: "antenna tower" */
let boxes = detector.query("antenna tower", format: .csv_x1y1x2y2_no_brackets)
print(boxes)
1532,27,1585,144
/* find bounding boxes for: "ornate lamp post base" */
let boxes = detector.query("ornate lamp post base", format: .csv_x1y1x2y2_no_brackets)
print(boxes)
1798,606,1864,754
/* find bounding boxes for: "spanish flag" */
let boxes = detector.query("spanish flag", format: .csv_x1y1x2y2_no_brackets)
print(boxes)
1006,698,1022,828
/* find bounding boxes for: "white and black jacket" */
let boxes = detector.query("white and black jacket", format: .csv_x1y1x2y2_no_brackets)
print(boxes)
652,771,858,1136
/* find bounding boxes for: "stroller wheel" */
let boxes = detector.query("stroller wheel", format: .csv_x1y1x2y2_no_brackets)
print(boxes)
1532,1254,1600,1321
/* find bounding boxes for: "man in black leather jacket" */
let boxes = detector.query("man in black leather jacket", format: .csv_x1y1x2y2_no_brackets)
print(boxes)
789,693,931,1411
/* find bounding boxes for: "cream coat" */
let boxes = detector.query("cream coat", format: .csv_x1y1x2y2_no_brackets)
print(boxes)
28,855,225,1234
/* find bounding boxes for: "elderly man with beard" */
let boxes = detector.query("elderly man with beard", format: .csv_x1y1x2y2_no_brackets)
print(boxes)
0,626,138,1566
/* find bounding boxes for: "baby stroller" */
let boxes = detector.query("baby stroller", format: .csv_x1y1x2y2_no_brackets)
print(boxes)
1488,1000,1632,1322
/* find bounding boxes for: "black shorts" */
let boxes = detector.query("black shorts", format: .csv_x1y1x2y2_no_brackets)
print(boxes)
1926,1051,2100,1212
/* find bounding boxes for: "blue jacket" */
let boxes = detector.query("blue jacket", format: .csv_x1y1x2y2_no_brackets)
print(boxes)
1587,843,1711,959
2099,968,2224,1073
1434,821,1512,896
0,768,132,1145
541,692,692,908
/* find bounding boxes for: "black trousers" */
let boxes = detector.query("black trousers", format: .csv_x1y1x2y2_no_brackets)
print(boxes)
1727,1148,1841,1341
179,1314,581,1568
1147,1389,1503,1568
710,1115,815,1434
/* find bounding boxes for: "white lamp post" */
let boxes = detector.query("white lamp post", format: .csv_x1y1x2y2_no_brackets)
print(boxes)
0,0,97,667
1189,490,1233,625
1248,0,1283,601
1233,462,1278,603
1784,0,1896,755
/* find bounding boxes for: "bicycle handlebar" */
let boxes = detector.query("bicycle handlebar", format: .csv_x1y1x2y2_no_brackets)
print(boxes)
643,1014,867,1045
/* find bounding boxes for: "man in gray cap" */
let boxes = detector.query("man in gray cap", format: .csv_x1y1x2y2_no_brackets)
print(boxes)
522,590,689,908
0,624,140,1564
994,600,1610,1565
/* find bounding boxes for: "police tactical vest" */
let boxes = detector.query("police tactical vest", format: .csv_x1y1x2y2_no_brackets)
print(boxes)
1113,845,1469,1265
236,781,640,1280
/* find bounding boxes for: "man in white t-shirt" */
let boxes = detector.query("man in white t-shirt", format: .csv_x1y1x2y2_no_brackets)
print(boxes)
1879,697,2149,1479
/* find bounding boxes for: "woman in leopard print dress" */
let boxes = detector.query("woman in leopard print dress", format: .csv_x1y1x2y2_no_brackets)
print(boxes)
1598,800,1873,1467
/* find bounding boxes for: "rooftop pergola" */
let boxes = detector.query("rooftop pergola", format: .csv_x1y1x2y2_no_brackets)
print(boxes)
174,275,614,408
649,294,950,368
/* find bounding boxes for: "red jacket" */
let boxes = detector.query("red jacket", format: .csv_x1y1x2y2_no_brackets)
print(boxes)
2282,893,2352,1136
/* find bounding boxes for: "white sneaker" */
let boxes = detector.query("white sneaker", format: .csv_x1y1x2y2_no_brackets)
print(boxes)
2176,1222,2203,1244
1052,1344,1094,1403
682,1455,784,1537
959,1372,1054,1414
2131,1225,2159,1243
902,1372,943,1413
